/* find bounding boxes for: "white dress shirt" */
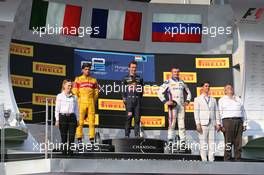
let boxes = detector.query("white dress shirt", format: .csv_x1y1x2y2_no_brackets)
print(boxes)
55,91,79,121
218,95,247,126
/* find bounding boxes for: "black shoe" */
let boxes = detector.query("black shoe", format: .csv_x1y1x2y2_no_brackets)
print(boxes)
60,144,68,155
68,150,74,156
62,150,67,155
168,139,173,147
90,138,95,144
125,135,130,138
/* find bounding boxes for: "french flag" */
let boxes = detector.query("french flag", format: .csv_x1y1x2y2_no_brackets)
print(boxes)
91,8,142,41
152,13,202,43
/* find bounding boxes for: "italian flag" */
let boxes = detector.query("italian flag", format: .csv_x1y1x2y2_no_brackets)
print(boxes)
29,0,82,36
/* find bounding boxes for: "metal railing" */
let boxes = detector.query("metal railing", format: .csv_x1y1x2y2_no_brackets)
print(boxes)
45,98,55,159
0,99,56,162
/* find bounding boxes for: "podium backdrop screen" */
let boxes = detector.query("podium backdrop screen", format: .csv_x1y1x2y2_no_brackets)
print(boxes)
10,39,233,130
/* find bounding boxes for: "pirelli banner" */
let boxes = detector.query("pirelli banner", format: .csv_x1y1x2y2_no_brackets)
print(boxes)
11,75,33,89
10,42,34,57
195,58,230,69
33,62,66,76
10,40,73,123
10,40,232,129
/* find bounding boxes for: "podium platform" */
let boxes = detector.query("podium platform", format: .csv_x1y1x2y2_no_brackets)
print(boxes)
102,138,165,153
2,158,264,175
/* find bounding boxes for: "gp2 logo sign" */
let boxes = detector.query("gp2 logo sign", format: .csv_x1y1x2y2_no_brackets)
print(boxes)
81,58,106,72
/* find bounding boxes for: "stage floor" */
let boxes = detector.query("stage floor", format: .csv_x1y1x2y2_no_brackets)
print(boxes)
1,158,264,175
4,151,263,162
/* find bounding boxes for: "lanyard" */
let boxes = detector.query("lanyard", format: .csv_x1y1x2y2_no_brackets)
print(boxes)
204,96,210,105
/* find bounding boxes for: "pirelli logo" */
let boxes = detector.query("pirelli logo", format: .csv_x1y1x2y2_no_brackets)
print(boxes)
141,116,165,127
32,93,56,106
11,75,33,88
196,58,230,68
98,99,125,111
163,72,197,83
132,116,165,127
18,108,32,121
10,43,33,57
143,85,159,97
164,102,194,113
84,114,99,126
197,87,225,98
33,62,66,76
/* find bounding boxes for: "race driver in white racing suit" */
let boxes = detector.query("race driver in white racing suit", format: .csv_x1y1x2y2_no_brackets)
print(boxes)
158,67,191,145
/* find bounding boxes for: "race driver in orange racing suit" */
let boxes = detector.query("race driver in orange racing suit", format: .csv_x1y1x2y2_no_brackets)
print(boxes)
72,63,99,144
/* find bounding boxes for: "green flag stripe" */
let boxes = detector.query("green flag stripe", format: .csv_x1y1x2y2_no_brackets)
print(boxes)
29,0,49,30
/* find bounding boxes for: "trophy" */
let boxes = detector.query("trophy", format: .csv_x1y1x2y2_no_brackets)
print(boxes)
4,109,11,127
16,113,24,127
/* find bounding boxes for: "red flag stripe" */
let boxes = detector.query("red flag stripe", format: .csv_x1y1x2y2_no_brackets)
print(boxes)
152,32,202,43
123,11,142,41
63,5,82,36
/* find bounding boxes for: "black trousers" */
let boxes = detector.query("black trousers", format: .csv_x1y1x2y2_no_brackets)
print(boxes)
223,118,243,161
59,114,77,155
125,98,141,137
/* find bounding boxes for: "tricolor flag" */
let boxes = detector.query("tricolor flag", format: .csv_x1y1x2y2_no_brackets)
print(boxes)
152,13,202,43
29,0,82,36
91,8,142,41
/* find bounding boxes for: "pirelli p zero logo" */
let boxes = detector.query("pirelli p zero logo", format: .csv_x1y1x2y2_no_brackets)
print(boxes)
11,75,33,88
33,62,66,76
163,72,197,83
19,108,33,121
164,102,194,113
98,99,125,111
32,93,56,106
196,58,230,68
197,87,225,98
143,85,159,97
10,43,34,57
132,116,165,127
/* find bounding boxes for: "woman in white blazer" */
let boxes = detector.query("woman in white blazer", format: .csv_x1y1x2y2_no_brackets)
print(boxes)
194,82,221,161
